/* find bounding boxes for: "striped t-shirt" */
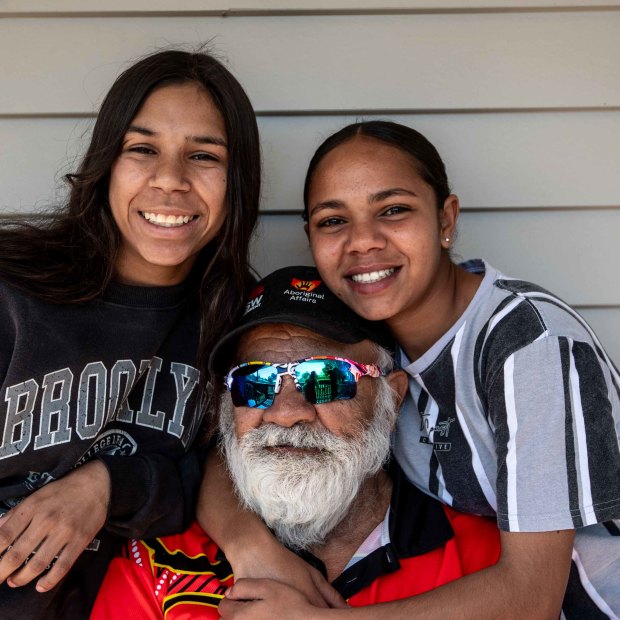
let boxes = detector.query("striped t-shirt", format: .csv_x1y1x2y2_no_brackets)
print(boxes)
393,259,620,617
394,259,620,532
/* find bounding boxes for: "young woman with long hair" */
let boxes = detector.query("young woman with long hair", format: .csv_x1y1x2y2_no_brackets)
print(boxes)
0,49,260,618
204,121,619,619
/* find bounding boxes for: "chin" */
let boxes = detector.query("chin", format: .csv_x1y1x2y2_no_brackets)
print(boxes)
347,298,395,322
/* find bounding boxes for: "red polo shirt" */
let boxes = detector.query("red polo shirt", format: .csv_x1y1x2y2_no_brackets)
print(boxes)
91,463,500,618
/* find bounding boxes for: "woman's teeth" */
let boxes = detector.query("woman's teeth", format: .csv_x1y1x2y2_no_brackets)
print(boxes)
351,268,395,284
141,212,195,227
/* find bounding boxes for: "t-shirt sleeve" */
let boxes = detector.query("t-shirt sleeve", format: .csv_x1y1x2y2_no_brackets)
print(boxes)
487,335,620,532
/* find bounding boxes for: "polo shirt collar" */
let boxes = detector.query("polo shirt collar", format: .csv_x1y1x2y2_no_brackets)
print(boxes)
298,459,455,600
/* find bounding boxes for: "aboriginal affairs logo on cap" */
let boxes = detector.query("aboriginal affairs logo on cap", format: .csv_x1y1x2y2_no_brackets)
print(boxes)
291,278,321,292
209,266,393,376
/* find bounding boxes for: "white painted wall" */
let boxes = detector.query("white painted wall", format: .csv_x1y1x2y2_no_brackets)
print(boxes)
1,1,618,363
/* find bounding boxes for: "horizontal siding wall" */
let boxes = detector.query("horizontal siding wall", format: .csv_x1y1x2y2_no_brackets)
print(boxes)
2,13,620,113
4,1,620,13
0,4,618,364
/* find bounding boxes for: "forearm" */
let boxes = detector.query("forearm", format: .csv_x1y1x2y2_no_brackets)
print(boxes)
306,529,575,620
198,448,274,562
320,564,564,619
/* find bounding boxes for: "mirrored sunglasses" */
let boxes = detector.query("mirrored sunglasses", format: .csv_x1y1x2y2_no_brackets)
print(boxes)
225,356,386,409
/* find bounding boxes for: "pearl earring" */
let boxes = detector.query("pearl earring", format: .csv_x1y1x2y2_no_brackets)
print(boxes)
444,237,450,242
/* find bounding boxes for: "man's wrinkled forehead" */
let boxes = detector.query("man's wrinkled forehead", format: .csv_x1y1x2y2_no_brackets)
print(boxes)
232,323,373,365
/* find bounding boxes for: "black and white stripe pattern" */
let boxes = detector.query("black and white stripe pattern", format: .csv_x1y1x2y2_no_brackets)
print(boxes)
395,261,620,530
393,259,620,616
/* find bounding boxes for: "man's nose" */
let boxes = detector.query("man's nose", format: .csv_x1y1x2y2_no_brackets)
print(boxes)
262,375,317,428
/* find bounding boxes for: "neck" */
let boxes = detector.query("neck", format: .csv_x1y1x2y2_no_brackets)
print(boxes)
309,469,392,582
389,258,483,362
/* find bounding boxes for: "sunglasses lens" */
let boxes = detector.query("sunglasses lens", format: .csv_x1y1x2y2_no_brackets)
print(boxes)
294,359,358,405
230,364,278,409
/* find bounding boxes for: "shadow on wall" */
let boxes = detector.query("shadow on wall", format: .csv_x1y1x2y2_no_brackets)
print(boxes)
251,214,314,277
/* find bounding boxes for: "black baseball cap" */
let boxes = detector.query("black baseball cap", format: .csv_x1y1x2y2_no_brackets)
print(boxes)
209,265,394,375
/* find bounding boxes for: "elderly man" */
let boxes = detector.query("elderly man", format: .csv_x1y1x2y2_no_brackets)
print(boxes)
91,267,500,619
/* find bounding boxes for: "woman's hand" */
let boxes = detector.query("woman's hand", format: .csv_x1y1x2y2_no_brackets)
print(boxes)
220,577,339,620
0,460,110,592
226,530,346,609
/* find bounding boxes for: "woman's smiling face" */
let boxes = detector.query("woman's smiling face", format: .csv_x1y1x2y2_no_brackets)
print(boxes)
306,135,456,324
108,81,229,286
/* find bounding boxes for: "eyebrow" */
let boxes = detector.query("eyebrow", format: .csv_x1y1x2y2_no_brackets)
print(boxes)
126,125,228,148
309,187,419,216
370,187,419,202
309,200,344,216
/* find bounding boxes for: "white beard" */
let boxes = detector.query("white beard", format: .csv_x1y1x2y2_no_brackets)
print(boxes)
219,378,397,550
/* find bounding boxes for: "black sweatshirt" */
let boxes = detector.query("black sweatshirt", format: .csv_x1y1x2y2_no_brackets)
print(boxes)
0,279,205,618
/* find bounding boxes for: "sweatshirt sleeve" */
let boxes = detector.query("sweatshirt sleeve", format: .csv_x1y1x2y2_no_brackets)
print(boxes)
97,446,205,538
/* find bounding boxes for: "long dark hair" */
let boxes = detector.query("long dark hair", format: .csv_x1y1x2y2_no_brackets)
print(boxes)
0,49,261,389
303,120,450,219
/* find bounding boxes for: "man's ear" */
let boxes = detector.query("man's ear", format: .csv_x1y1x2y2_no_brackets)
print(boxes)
386,369,408,408
303,222,309,238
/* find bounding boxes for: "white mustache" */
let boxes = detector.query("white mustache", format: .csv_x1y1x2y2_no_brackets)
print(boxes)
243,423,348,452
